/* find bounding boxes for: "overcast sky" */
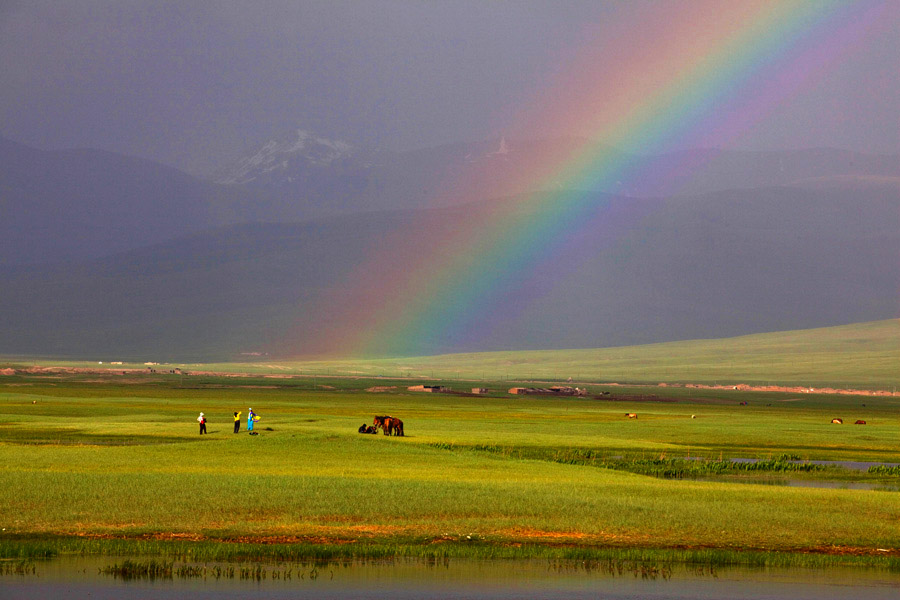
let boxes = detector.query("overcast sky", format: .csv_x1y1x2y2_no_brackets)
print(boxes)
1,0,897,176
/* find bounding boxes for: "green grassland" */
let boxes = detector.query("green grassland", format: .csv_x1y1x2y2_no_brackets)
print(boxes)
6,319,897,389
1,319,898,567
362,319,899,389
1,373,899,567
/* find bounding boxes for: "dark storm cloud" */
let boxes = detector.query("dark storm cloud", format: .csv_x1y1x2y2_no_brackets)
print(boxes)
1,1,897,176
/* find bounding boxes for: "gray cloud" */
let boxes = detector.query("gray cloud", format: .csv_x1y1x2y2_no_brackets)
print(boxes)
1,1,897,176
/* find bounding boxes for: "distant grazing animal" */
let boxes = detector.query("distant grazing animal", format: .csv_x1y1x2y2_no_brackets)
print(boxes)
626,413,637,419
831,418,843,424
373,415,405,436
691,415,696,419
854,420,866,425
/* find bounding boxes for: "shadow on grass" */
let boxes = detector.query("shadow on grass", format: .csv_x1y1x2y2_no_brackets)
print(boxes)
0,427,204,446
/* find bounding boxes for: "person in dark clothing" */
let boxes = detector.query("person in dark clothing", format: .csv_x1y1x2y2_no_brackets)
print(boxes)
198,412,207,435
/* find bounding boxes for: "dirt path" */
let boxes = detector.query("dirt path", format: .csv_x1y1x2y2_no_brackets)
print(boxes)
655,381,900,397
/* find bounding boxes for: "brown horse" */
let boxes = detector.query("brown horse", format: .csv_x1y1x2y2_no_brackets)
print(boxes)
388,416,404,436
373,415,405,436
373,415,388,434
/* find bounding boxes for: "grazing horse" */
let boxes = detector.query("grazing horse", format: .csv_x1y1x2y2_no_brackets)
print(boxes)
831,418,843,424
373,415,389,434
373,415,405,436
626,413,637,419
854,420,866,425
388,416,404,436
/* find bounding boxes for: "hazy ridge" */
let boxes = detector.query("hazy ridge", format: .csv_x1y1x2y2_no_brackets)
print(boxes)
1,143,896,359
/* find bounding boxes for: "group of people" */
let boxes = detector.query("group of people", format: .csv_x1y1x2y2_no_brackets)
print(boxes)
197,408,258,434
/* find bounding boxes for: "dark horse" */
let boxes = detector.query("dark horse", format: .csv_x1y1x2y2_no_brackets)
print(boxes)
373,415,404,436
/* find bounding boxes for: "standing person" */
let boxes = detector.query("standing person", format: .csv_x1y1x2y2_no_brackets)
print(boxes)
198,412,207,435
247,408,255,433
233,411,241,434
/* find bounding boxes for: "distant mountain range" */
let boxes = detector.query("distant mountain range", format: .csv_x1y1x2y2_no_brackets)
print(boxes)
212,129,358,185
1,182,896,359
211,129,899,218
3,132,897,264
0,136,250,264
0,133,897,359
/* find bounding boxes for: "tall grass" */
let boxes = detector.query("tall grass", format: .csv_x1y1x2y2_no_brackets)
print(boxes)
2,538,899,571
868,465,900,476
431,444,833,478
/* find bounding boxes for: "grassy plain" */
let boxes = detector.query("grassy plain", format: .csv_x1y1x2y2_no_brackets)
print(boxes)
7,319,897,389
1,371,899,567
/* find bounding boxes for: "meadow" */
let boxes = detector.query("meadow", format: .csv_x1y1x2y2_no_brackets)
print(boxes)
9,319,897,390
1,369,898,568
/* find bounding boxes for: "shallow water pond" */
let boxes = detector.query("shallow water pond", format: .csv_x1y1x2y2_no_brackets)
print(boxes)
2,557,899,599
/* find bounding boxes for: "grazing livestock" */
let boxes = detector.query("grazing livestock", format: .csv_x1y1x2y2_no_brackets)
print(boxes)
626,413,637,419
389,416,405,436
373,415,388,434
855,420,867,425
373,415,405,436
831,418,843,424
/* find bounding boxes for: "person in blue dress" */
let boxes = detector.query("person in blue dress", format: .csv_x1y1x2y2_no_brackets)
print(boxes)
247,408,255,433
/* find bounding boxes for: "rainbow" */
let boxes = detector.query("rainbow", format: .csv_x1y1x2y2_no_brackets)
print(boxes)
291,0,889,358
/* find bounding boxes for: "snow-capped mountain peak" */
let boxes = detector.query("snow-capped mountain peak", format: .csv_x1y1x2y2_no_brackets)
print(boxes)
216,129,355,185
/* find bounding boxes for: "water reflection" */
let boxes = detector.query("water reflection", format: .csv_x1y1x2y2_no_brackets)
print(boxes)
2,557,899,600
